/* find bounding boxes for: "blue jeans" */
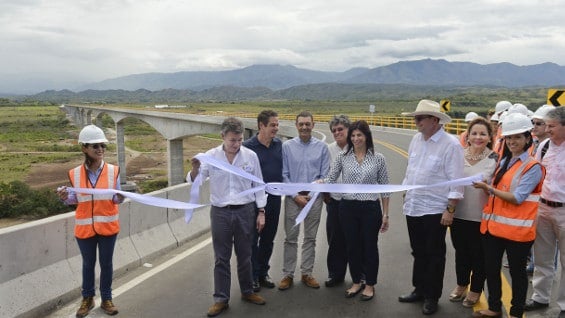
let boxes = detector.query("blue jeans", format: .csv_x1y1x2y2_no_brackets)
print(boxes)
252,195,281,279
76,234,117,301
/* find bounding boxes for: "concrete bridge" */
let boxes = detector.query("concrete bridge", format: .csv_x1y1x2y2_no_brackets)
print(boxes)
59,105,309,186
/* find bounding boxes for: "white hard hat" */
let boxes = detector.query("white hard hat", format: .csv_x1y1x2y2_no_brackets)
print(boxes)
501,113,533,136
490,113,499,122
78,125,108,144
507,103,530,116
532,104,556,120
498,111,508,124
464,111,479,122
495,101,512,114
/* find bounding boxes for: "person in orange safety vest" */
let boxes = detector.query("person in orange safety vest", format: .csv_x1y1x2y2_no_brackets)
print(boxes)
472,113,545,318
57,124,124,318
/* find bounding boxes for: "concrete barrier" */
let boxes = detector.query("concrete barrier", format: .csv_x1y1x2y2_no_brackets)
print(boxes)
0,182,211,318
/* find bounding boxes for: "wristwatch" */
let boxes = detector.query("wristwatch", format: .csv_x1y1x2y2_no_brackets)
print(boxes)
446,205,456,214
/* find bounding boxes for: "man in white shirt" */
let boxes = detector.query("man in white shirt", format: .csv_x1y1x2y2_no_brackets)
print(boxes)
188,117,268,317
525,107,565,313
398,100,464,315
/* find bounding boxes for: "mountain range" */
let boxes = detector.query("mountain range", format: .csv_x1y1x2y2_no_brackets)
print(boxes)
5,59,565,102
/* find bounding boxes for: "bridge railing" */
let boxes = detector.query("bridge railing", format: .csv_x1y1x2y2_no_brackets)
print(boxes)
209,112,468,135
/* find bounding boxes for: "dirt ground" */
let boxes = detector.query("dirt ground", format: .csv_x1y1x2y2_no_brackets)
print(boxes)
1,135,221,228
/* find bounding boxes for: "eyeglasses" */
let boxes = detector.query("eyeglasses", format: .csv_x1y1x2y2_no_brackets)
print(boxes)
89,143,107,149
414,115,432,122
532,121,545,126
331,127,345,133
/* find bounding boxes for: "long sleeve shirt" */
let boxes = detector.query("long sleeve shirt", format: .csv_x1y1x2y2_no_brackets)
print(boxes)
402,128,465,216
282,136,330,196
188,145,267,208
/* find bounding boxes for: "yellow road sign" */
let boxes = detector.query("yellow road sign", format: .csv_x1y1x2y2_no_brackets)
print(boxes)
440,100,451,112
547,89,565,106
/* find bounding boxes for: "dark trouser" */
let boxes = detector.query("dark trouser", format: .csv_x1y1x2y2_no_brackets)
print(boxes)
406,214,446,301
211,203,255,303
340,200,382,286
482,232,533,317
450,218,486,293
252,195,281,279
325,198,347,280
76,234,117,301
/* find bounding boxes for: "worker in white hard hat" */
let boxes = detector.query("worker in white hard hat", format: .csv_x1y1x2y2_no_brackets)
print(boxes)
530,105,556,155
492,101,512,156
459,112,480,147
57,124,124,317
473,113,545,318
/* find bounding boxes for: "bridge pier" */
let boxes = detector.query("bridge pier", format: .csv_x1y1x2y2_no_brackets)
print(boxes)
116,121,127,184
167,139,185,186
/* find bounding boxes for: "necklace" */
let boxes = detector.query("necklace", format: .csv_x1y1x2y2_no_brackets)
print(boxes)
465,147,490,161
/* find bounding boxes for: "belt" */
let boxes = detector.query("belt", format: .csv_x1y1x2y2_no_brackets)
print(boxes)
223,203,251,209
540,198,564,208
298,191,310,196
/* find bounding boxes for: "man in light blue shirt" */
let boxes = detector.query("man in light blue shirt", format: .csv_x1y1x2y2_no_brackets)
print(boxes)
278,111,330,291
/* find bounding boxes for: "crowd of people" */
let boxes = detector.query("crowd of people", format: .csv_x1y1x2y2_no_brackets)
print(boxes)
57,100,565,318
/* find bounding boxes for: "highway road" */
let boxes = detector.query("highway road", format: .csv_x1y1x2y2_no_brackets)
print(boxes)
46,127,557,318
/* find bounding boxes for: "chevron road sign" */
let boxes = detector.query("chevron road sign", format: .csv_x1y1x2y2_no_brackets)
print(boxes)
440,99,451,112
547,89,565,106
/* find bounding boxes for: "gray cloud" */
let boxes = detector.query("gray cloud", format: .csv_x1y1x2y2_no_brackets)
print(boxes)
1,0,564,93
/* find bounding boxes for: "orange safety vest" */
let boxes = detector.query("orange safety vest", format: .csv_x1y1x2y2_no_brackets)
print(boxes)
69,163,120,239
480,156,544,242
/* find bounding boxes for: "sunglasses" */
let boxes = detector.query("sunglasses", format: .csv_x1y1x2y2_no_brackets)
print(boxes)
414,115,432,122
331,127,345,133
88,143,107,149
532,121,545,126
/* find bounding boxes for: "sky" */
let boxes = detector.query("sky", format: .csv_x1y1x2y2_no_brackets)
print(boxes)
1,0,565,93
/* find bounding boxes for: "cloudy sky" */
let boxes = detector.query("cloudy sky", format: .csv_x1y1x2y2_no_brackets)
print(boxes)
1,0,564,93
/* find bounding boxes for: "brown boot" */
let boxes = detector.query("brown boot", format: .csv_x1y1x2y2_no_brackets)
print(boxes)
100,299,119,316
207,302,229,317
76,297,94,318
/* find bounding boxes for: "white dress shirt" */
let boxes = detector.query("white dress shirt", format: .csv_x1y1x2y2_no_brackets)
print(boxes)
402,128,464,216
187,145,267,208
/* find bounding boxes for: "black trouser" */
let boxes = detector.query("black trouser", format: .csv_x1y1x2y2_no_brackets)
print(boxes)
406,214,447,301
450,218,486,293
325,198,347,280
482,232,533,317
251,195,281,279
340,200,382,286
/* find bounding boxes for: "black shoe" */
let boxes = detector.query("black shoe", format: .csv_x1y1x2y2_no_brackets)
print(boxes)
398,291,424,303
259,275,275,289
422,299,438,315
252,279,261,292
324,277,344,287
524,299,549,311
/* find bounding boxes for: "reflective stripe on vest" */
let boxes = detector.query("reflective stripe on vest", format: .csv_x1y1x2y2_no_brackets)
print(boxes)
481,212,534,228
75,214,119,225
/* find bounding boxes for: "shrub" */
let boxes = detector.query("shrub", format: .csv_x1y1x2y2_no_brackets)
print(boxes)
0,180,73,219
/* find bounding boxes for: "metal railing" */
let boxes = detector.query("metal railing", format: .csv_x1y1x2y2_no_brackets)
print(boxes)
210,112,468,135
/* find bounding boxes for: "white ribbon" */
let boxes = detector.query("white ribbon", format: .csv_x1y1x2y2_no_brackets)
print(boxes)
193,153,483,226
68,155,482,227
67,187,205,211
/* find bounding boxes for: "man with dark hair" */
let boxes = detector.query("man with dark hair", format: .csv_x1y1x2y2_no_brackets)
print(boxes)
279,111,330,291
188,117,267,317
243,110,283,292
